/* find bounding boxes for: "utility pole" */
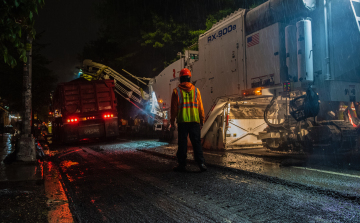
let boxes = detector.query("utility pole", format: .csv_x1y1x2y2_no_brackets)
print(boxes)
17,35,36,162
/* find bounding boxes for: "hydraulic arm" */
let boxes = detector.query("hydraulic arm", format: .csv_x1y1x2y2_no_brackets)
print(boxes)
81,60,163,122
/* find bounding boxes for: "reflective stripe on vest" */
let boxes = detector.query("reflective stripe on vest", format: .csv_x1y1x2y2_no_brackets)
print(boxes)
176,87,200,123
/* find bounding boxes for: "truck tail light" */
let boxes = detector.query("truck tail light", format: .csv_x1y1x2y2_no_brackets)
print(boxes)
67,118,79,123
103,114,114,119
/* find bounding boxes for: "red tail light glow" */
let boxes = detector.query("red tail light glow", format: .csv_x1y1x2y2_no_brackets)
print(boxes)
67,118,79,123
103,114,114,119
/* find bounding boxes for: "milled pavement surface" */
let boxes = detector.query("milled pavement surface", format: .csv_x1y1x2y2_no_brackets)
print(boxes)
52,139,360,222
139,140,360,201
2,134,360,222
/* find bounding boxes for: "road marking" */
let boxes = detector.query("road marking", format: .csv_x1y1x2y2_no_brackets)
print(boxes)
293,166,360,179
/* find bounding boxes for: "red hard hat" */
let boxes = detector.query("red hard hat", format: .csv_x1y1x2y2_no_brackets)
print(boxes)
180,68,191,77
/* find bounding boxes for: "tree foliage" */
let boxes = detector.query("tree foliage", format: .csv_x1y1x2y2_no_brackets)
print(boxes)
0,34,57,116
79,0,267,117
32,40,57,114
81,0,266,78
0,0,44,67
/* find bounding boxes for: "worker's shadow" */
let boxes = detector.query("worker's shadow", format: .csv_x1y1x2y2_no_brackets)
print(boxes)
187,170,205,174
184,165,206,174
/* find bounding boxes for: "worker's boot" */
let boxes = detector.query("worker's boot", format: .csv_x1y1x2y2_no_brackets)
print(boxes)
199,163,207,172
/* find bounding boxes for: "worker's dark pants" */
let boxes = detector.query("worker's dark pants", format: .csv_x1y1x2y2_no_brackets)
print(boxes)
177,122,205,166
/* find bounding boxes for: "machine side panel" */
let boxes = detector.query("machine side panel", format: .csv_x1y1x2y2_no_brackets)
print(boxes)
151,59,183,111
310,5,326,85
226,119,266,146
245,0,316,35
318,81,360,102
194,10,246,115
330,0,360,81
312,0,360,101
246,23,284,89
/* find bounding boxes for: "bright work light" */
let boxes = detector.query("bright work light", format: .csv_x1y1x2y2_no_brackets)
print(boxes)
350,0,360,32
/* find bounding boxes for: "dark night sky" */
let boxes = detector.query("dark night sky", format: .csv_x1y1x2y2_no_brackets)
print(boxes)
35,0,101,83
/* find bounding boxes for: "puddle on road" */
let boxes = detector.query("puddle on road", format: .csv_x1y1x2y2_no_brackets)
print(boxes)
1,134,15,179
59,160,81,182
60,161,79,168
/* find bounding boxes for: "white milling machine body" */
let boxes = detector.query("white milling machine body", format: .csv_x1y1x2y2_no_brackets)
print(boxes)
151,0,360,152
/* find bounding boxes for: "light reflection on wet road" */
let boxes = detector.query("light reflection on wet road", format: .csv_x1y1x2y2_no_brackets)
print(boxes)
53,139,360,222
44,161,73,223
206,150,360,198
145,143,360,198
0,134,13,170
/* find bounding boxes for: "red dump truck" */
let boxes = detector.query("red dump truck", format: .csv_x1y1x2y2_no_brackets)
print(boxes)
52,78,119,143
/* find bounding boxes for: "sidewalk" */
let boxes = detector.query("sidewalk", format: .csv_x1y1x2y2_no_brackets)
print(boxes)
139,143,360,202
0,134,73,223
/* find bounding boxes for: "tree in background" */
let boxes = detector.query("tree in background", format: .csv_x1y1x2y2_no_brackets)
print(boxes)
140,8,237,68
31,38,57,121
81,0,267,78
0,0,44,67
80,0,266,117
0,34,57,120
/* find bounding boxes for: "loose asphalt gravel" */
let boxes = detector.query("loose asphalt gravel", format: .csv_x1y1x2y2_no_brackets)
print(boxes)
52,139,360,223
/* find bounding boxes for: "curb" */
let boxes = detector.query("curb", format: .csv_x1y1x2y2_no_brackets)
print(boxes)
49,155,86,223
44,159,76,223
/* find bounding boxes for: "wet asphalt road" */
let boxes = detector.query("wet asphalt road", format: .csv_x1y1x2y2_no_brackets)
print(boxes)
53,140,360,223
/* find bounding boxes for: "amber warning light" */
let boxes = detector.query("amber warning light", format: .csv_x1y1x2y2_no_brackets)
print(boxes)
241,87,263,96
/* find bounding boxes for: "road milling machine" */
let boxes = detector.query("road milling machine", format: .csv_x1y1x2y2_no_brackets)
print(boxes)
150,0,360,152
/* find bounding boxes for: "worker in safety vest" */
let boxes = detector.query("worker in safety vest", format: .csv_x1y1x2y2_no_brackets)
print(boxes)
170,68,207,172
